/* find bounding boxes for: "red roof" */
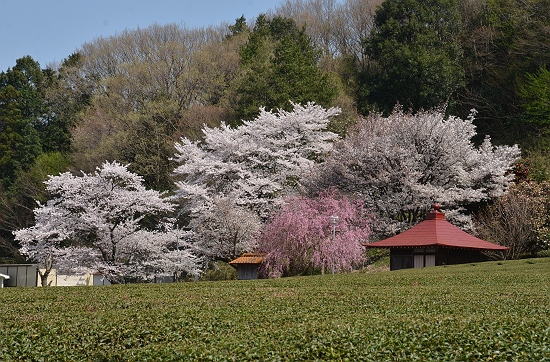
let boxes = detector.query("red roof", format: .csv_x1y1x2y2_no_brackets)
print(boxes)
228,253,264,265
365,205,509,251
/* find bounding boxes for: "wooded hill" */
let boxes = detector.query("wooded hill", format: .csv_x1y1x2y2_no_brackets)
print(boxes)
1,0,549,263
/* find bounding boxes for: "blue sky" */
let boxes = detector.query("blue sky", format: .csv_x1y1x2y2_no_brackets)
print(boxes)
1,0,283,72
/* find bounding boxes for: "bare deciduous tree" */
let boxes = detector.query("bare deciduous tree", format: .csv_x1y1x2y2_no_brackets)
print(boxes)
275,0,383,65
475,182,550,259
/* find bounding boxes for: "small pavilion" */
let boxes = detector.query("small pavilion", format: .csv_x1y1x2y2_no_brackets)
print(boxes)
365,204,509,270
228,253,264,280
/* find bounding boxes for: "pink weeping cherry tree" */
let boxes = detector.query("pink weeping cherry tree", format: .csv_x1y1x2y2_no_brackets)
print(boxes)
257,189,373,278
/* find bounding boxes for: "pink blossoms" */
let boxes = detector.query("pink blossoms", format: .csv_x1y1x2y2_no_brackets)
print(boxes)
258,189,373,277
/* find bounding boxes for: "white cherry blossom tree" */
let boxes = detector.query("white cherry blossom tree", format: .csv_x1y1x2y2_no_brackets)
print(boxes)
190,197,261,262
173,103,340,261
308,107,521,237
173,102,340,218
14,161,201,284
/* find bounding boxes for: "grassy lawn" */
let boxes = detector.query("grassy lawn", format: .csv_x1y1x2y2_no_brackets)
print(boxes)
1,258,549,361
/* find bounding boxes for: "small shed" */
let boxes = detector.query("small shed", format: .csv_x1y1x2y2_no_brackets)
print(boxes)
365,205,509,270
0,273,10,288
0,264,38,287
228,253,264,280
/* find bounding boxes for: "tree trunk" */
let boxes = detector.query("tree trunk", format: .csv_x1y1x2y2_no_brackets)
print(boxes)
39,254,53,286
39,270,51,286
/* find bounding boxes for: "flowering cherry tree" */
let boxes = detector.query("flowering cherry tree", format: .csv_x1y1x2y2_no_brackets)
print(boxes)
190,197,262,262
308,107,521,237
14,161,201,284
257,189,372,278
173,102,341,219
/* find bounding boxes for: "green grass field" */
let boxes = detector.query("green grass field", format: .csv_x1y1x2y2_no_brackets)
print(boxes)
1,258,549,361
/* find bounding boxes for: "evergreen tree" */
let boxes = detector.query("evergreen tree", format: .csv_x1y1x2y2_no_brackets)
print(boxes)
228,15,249,36
360,0,464,114
0,56,77,188
231,15,336,121
520,66,550,132
0,83,42,188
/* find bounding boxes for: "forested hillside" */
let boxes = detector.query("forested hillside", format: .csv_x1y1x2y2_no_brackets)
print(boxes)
1,0,548,276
